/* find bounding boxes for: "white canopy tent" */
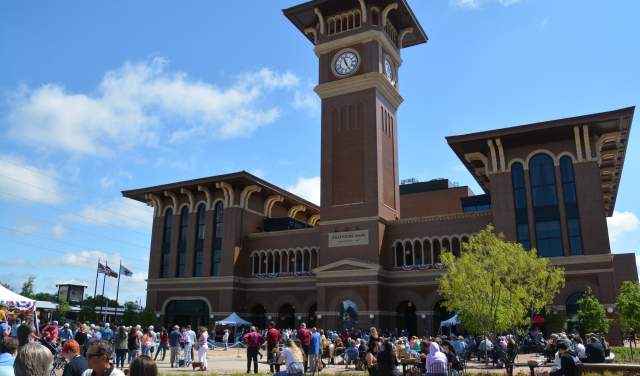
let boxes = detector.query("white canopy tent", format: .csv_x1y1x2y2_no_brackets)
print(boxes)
0,284,38,335
0,284,36,312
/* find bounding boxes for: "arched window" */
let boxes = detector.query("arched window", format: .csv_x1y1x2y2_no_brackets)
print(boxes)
423,240,432,264
452,237,461,257
395,243,404,267
193,204,206,277
565,292,585,316
303,249,310,272
275,252,281,273
176,206,189,277
560,157,582,255
414,240,423,265
295,250,303,272
160,208,173,278
252,254,259,275
404,241,413,266
211,201,224,276
259,253,266,274
442,238,451,253
433,239,441,263
529,154,563,257
288,251,295,273
267,253,274,274
511,162,531,250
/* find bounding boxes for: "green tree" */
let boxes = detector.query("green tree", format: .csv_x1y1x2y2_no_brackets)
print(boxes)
577,287,609,334
544,309,568,334
78,300,97,322
54,298,71,321
84,295,121,308
0,280,14,291
20,276,35,298
32,292,57,302
138,308,156,328
122,302,138,326
617,281,640,360
617,281,640,333
438,225,565,339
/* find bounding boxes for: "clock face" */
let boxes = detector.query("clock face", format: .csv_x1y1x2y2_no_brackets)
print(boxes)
334,50,359,77
384,56,394,83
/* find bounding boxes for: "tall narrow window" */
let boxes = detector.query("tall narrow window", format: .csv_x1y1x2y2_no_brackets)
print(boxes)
560,157,583,255
529,154,563,257
160,208,173,278
211,201,224,276
176,206,189,277
193,204,206,277
511,163,531,250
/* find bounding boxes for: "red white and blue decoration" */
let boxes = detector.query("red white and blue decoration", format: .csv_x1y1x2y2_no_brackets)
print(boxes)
0,284,37,312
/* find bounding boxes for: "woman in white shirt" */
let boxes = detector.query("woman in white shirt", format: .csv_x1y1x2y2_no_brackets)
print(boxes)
276,339,304,376
573,336,586,360
197,327,209,371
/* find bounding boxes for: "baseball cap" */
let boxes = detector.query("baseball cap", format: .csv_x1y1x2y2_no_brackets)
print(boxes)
0,323,9,332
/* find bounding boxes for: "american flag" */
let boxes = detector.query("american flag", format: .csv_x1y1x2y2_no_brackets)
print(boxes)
98,262,118,278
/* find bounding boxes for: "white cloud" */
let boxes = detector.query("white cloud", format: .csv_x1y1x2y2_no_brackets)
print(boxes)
451,0,522,8
51,224,65,240
74,197,153,229
452,0,480,8
608,211,640,243
0,156,63,204
14,222,39,235
44,250,120,269
293,80,320,116
286,176,320,205
7,59,300,155
99,176,114,189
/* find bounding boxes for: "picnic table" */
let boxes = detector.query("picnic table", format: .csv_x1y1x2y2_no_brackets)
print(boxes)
400,357,421,375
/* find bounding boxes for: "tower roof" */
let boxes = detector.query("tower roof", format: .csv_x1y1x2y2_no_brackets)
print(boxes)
446,107,635,217
283,0,427,48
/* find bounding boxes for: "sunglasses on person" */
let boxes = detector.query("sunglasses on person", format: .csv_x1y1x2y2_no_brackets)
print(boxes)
87,352,106,359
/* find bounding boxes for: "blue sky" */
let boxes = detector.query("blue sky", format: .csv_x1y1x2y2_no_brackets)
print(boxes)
1,0,639,305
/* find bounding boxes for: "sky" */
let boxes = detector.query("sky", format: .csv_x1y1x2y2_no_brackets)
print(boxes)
1,0,639,306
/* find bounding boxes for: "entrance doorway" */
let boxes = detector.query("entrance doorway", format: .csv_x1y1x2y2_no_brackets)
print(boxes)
250,304,266,329
164,299,209,328
279,304,296,329
340,300,358,331
396,301,417,336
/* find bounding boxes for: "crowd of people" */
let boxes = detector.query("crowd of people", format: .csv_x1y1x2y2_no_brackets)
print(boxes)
0,314,622,376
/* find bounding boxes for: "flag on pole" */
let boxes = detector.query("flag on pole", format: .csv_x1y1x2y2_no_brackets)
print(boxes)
98,262,118,278
120,265,133,277
104,264,118,278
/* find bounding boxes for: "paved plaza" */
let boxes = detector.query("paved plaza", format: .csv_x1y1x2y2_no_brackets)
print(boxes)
123,347,551,375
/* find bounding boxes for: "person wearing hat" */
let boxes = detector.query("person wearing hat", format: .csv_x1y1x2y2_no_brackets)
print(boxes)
59,323,74,344
0,322,10,342
168,325,182,368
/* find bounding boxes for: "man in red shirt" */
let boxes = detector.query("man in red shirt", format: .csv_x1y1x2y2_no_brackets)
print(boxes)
297,322,311,372
266,321,281,373
243,326,264,374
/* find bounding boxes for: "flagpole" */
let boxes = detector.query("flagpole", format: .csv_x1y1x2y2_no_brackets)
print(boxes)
93,258,100,300
114,260,122,324
99,260,107,322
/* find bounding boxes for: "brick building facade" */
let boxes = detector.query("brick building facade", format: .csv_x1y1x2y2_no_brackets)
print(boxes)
122,0,637,343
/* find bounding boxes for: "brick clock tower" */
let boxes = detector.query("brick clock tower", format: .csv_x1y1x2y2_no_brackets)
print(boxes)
284,0,427,266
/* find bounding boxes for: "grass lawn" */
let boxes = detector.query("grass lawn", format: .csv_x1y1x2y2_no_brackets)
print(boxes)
610,346,640,364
